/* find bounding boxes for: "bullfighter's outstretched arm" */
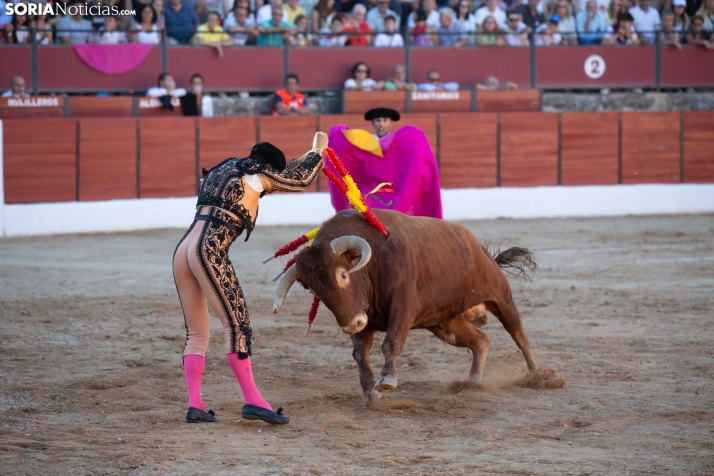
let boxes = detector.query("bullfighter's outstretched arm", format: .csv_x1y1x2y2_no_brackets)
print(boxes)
258,132,327,193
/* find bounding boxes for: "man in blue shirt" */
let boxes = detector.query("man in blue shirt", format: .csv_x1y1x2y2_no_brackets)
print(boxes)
166,0,199,45
576,0,608,44
257,6,296,46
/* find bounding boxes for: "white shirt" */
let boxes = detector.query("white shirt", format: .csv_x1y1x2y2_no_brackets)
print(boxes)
146,87,187,97
473,5,507,29
456,14,477,32
223,12,256,45
628,5,660,41
97,30,127,44
134,23,161,45
374,32,404,47
407,9,440,28
256,4,288,24
344,78,378,91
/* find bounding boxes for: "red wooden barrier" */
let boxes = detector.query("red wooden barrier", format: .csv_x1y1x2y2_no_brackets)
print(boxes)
0,47,32,93
138,96,184,117
683,111,714,183
561,112,619,185
439,113,498,189
259,115,319,191
289,48,403,90
344,90,406,114
139,117,197,198
0,96,64,119
70,96,133,118
537,46,656,88
79,118,137,201
3,119,77,203
168,47,284,91
411,47,530,89
319,114,367,133
477,89,540,113
199,117,257,172
500,112,558,187
410,91,472,113
661,47,714,87
621,112,680,184
38,46,162,92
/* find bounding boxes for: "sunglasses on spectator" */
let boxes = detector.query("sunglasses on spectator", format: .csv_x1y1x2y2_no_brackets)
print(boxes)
508,17,519,21
428,77,440,82
356,68,369,73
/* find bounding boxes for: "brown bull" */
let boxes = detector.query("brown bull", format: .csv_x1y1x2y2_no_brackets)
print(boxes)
273,209,539,402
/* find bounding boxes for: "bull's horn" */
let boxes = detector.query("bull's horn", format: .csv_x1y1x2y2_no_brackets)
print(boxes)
273,264,298,314
330,236,372,274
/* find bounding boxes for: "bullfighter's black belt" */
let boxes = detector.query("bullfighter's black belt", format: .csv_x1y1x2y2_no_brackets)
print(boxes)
194,214,241,235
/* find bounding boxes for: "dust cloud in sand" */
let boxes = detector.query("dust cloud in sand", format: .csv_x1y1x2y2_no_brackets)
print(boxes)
1,215,713,475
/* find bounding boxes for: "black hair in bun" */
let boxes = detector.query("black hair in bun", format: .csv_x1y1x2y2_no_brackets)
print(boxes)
249,142,286,171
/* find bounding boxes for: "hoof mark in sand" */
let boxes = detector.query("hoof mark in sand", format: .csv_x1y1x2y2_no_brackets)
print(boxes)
512,367,565,390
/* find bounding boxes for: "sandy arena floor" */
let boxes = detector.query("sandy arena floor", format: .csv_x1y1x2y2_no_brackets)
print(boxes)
0,214,713,475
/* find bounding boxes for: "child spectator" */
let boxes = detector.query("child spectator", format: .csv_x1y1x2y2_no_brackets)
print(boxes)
318,14,347,46
131,5,162,44
659,11,683,48
407,0,440,28
344,62,385,91
411,9,435,46
224,6,258,45
535,14,562,45
343,4,372,45
312,0,336,32
504,12,531,46
684,14,714,47
435,7,469,48
288,14,314,45
475,15,506,46
195,11,234,55
374,14,404,45
602,11,640,44
97,16,128,44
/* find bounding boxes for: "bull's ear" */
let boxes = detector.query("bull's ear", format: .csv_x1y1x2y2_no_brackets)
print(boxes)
344,249,362,267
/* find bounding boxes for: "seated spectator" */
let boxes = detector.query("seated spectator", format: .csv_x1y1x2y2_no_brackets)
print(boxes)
629,0,660,44
417,69,459,91
684,15,714,48
288,14,314,45
224,6,258,45
552,0,577,44
312,0,336,32
273,73,311,115
15,13,51,45
695,0,713,30
476,74,518,90
473,0,507,29
517,0,547,29
1,76,28,98
577,0,608,44
344,61,385,91
343,4,372,45
435,7,469,47
475,15,506,46
195,11,233,54
283,0,306,24
411,9,435,45
504,11,531,45
152,0,166,30
367,0,400,33
131,5,162,44
374,14,404,45
385,63,416,91
57,0,95,44
408,0,440,28
534,14,562,45
602,11,640,44
180,74,214,117
455,0,477,32
147,72,186,112
257,0,288,24
659,11,683,48
165,0,199,45
671,0,689,31
96,16,128,44
257,6,296,45
606,0,623,26
318,14,348,46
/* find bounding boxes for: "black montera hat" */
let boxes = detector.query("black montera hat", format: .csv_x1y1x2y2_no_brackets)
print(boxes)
250,142,286,171
364,108,401,122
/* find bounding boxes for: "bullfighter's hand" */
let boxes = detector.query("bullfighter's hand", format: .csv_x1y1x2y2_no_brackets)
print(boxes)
312,131,329,155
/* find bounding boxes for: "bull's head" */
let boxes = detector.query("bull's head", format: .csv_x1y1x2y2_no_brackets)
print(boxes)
273,236,372,335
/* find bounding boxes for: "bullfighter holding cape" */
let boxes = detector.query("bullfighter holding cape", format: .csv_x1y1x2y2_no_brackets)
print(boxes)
326,108,443,219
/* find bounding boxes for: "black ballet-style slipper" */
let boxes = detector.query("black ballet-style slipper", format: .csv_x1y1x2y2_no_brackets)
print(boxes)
186,407,218,423
241,404,289,425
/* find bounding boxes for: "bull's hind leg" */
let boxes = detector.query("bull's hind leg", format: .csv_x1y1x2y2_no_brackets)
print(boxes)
351,329,381,403
486,300,538,372
428,316,491,382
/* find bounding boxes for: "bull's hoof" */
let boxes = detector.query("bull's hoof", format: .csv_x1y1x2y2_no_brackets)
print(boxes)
374,375,397,393
363,390,382,403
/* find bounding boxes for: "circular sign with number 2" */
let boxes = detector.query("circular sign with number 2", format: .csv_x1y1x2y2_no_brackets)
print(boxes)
584,55,606,79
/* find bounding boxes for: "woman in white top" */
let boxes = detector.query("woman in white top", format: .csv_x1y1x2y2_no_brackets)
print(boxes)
552,0,577,44
131,5,162,44
455,0,477,32
344,62,386,91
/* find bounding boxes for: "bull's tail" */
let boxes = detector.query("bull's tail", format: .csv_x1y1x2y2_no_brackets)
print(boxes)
492,247,538,282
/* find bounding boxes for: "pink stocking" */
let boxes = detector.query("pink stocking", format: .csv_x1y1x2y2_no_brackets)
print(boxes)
183,354,206,412
226,353,272,410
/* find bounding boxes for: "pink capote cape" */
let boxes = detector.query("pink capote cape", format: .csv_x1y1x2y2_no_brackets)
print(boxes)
326,125,443,219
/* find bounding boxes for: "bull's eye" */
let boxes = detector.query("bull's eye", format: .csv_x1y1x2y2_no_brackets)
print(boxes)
336,268,349,286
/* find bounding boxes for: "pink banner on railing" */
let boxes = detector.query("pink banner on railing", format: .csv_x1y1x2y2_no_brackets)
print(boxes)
72,44,153,75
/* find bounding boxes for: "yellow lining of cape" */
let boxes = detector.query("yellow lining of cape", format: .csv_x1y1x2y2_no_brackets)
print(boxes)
341,129,383,158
